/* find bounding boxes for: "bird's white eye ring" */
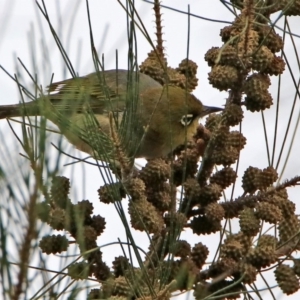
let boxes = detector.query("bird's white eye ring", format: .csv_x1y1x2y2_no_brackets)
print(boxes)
180,114,194,126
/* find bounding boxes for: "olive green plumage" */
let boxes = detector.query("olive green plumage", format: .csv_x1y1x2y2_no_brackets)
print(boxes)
0,70,221,160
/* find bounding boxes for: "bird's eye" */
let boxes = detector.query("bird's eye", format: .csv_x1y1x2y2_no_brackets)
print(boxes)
180,114,194,126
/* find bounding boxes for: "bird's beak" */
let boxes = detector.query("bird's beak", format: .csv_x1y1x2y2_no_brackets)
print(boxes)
201,105,223,117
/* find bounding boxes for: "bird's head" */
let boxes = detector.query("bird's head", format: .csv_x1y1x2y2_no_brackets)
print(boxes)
136,85,222,158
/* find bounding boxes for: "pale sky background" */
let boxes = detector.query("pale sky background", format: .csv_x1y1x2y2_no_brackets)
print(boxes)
0,0,300,299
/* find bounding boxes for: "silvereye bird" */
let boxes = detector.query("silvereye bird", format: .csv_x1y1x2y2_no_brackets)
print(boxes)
0,69,221,159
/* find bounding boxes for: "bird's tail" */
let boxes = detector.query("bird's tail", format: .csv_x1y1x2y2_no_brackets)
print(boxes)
0,101,40,119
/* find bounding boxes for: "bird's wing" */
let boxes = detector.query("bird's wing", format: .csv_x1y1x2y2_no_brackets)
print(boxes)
46,73,126,114
47,75,117,97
